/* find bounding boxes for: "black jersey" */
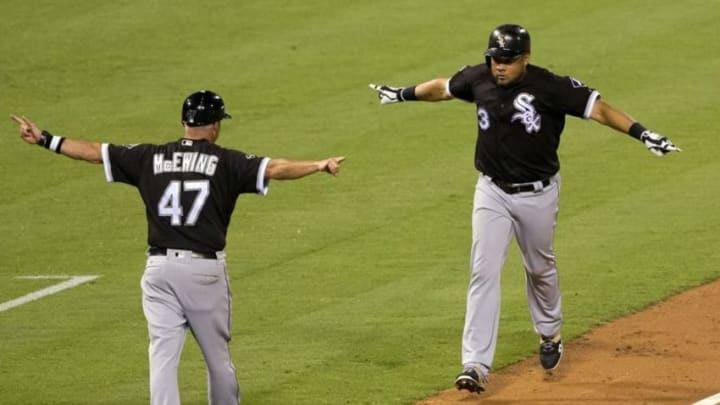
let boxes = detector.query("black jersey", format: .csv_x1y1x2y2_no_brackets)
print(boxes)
448,64,600,183
101,138,268,252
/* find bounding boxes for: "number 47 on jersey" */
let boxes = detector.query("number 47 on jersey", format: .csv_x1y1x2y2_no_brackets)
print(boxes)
158,180,210,226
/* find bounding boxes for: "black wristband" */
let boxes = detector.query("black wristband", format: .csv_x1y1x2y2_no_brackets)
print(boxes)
40,130,65,154
38,132,48,147
628,122,647,140
55,137,66,154
399,86,418,101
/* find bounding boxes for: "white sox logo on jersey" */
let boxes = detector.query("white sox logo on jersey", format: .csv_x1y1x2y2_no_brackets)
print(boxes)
511,93,541,134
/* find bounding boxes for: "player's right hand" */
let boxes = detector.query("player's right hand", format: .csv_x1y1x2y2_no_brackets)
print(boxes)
369,84,403,104
10,115,43,145
640,131,681,156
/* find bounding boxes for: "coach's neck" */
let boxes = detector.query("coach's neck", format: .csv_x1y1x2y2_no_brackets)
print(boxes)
184,122,220,143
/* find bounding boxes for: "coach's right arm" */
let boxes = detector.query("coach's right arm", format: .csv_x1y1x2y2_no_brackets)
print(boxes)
11,115,103,163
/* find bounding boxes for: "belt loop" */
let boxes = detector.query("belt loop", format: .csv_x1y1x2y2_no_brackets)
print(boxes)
532,180,543,192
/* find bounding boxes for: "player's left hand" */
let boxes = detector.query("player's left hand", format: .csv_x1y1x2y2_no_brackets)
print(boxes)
640,131,681,156
368,84,403,104
10,115,43,145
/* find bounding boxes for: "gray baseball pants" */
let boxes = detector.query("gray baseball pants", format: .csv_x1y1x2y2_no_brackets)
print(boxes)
141,249,240,405
462,174,562,376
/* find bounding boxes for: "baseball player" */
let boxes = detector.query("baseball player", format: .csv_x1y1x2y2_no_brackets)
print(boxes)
10,90,345,405
369,24,680,393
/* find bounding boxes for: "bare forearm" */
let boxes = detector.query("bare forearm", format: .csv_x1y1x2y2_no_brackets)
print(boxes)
588,99,681,155
265,157,344,179
415,78,453,101
590,99,635,133
10,115,103,164
58,138,103,163
265,159,321,179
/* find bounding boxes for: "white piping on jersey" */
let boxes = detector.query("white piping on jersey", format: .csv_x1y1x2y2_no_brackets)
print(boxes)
257,157,270,196
445,78,455,99
583,90,601,119
101,143,114,182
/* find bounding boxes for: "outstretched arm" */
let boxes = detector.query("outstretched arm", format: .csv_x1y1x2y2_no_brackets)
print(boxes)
10,115,103,163
589,99,635,132
265,157,345,180
369,78,453,104
589,100,681,156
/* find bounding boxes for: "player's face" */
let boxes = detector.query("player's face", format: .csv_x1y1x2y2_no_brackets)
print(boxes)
490,54,529,86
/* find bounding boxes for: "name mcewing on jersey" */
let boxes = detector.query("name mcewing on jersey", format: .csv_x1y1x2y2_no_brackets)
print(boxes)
153,152,219,176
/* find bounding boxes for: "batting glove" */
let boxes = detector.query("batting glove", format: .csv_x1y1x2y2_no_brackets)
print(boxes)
369,84,405,104
640,131,681,156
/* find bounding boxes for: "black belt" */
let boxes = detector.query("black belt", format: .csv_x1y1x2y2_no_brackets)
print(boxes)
148,246,217,259
491,178,551,194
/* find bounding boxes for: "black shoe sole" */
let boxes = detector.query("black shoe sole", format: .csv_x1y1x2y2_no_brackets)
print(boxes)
455,377,485,393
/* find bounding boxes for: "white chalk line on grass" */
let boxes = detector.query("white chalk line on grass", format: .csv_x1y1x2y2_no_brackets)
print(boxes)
0,275,101,313
693,393,720,405
16,275,77,280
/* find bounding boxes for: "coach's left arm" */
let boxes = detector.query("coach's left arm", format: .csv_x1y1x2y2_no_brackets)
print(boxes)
265,157,345,179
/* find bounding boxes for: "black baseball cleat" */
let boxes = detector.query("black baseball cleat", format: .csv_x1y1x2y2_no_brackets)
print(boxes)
539,335,563,370
454,367,488,393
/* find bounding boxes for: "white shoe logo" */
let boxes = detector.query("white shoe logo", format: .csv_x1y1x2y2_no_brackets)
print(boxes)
511,92,541,134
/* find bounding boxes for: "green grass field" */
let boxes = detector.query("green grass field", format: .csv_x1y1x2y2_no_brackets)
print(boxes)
2,1,719,404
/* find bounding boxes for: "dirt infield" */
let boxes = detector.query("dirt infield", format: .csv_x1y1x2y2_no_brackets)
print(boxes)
417,280,720,405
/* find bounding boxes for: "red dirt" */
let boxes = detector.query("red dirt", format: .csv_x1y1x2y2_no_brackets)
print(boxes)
417,280,720,405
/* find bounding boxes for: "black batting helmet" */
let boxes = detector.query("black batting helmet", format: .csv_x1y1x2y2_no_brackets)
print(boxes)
484,24,531,63
181,90,232,127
